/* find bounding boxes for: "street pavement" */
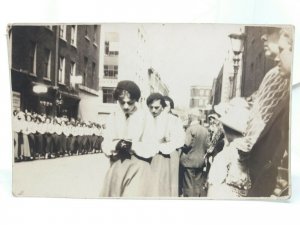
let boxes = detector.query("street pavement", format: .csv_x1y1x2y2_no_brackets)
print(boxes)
13,153,110,198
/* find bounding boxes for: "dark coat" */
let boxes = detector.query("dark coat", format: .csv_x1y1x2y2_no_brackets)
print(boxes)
180,122,210,168
248,94,290,197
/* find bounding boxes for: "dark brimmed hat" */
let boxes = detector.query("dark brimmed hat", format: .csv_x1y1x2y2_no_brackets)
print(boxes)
113,80,141,101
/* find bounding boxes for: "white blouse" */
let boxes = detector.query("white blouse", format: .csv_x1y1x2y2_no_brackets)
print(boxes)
142,111,185,155
102,106,153,158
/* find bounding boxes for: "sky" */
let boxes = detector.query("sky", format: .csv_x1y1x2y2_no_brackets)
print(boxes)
143,24,243,108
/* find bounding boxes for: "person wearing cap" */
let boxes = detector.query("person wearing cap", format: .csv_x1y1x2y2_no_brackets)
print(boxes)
224,27,292,197
142,93,185,197
207,97,252,198
100,80,153,197
179,108,210,197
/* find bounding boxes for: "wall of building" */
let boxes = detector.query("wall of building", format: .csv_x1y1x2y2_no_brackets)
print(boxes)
76,25,100,91
212,67,223,106
75,25,101,122
12,26,56,82
241,26,277,97
10,25,101,120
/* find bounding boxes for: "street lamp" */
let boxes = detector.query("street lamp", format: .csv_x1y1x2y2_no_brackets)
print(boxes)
228,32,245,98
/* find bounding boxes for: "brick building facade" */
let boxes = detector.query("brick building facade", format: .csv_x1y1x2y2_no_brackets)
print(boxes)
10,25,100,120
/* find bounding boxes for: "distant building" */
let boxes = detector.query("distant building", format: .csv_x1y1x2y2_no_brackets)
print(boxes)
10,25,101,121
148,68,169,96
189,85,212,110
98,24,168,122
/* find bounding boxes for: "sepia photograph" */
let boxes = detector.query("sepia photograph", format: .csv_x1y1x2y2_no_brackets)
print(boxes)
9,23,293,199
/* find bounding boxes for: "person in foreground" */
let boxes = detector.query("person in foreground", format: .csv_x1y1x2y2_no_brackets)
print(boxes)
100,80,153,197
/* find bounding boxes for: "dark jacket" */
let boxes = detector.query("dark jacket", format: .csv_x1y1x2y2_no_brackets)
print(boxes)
180,122,210,168
248,94,290,197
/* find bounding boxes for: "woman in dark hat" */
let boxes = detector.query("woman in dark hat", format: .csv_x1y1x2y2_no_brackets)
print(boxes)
100,80,153,197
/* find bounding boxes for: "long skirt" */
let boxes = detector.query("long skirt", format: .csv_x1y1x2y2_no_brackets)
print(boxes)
21,134,31,157
66,135,72,153
150,151,180,197
95,136,104,151
70,136,78,154
28,133,36,157
100,155,152,197
14,132,19,158
44,133,53,154
35,133,44,155
59,134,67,155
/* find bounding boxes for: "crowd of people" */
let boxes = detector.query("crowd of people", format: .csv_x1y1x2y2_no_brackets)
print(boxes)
12,110,103,162
99,26,292,198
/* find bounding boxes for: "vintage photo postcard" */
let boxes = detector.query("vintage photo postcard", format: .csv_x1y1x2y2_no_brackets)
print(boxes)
9,23,293,199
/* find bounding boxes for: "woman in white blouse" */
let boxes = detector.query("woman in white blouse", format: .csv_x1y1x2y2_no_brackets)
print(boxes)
100,80,153,197
144,93,185,197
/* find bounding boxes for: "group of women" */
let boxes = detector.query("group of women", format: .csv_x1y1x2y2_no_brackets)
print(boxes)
12,110,103,162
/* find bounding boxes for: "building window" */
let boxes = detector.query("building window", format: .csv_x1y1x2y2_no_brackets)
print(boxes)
44,48,51,79
70,61,76,87
104,65,118,79
109,51,118,56
199,90,204,96
58,56,65,84
83,57,88,86
92,62,96,78
205,89,210,96
191,88,200,96
70,61,76,76
199,99,205,106
103,88,116,103
190,99,199,107
70,25,77,46
28,41,37,74
105,41,109,55
104,41,118,56
59,25,66,40
93,25,97,42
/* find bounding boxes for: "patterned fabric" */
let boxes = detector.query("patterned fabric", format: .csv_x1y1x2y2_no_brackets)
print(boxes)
223,66,290,196
239,66,289,153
